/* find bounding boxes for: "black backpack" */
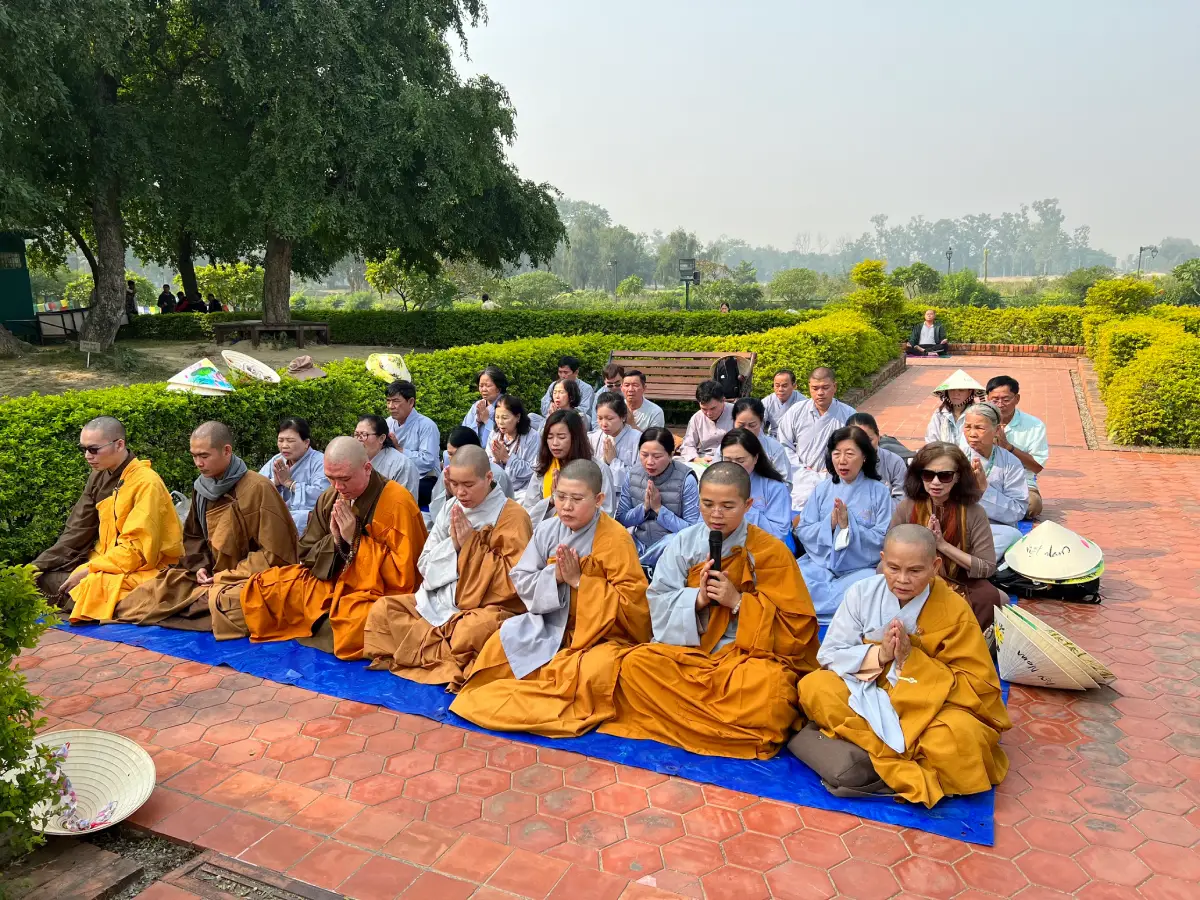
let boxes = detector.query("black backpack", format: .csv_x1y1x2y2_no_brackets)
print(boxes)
990,567,1101,604
713,356,744,398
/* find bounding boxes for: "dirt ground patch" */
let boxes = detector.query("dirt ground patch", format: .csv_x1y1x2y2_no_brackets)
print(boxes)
0,339,412,400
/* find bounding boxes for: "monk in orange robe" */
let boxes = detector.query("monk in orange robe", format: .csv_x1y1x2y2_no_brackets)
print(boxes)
364,446,532,689
116,421,298,629
601,462,819,759
798,525,1010,807
450,459,651,737
237,436,427,660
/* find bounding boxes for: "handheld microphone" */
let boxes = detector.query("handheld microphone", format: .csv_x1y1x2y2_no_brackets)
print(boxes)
708,529,724,573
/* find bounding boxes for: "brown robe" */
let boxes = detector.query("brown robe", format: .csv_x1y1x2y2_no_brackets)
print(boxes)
889,499,1007,630
364,498,532,690
32,455,132,600
114,470,299,629
238,472,427,659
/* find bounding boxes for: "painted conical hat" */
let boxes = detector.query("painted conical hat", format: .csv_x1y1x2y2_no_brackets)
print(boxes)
1004,605,1114,685
166,358,234,395
995,606,1095,690
1005,521,1103,582
222,349,281,383
933,369,985,393
366,353,411,384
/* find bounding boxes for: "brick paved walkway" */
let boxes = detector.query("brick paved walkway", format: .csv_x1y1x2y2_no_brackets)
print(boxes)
18,356,1200,900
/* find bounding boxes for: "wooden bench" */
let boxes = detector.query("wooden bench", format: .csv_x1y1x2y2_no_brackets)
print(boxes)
606,350,756,402
213,319,331,349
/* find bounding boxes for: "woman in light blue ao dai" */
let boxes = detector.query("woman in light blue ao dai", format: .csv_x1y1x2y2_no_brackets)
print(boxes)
719,428,792,542
797,426,895,625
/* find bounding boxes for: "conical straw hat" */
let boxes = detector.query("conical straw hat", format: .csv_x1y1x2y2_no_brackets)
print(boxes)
222,349,281,383
1005,605,1114,685
30,729,156,835
1000,606,1099,688
366,352,411,383
995,606,1094,690
1006,521,1103,582
166,358,234,395
932,369,984,393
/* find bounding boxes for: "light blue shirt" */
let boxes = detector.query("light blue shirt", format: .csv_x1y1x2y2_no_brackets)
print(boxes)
387,409,440,477
778,397,857,472
1001,408,1049,488
258,448,329,533
762,392,802,438
540,379,595,419
745,472,793,542
461,399,498,447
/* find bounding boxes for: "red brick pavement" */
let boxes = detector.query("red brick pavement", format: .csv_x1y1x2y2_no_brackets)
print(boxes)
18,357,1200,899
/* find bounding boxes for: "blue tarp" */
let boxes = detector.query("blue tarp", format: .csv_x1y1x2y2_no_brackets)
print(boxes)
63,619,1000,845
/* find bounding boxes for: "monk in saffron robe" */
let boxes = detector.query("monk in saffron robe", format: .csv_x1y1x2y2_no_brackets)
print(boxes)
40,417,185,622
601,462,819,759
116,422,299,629
364,446,532,689
450,459,650,737
798,525,1010,807
237,436,426,660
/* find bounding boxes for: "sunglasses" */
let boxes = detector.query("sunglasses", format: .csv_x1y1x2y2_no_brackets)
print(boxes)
79,440,118,455
920,469,957,484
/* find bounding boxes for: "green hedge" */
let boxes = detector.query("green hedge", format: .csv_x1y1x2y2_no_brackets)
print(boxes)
119,308,826,348
1105,333,1200,448
1150,304,1200,336
1091,316,1187,388
2,312,894,563
897,303,1087,346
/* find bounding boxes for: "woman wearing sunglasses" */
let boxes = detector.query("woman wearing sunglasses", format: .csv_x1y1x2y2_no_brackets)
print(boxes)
891,442,1007,631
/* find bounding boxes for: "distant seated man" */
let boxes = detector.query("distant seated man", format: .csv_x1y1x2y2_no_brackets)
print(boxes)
985,376,1048,519
905,309,949,357
116,421,299,630
450,459,651,737
364,446,533,689
680,380,733,463
34,417,184,621
540,355,595,420
796,526,1010,807
621,370,665,430
236,437,427,660
602,463,819,759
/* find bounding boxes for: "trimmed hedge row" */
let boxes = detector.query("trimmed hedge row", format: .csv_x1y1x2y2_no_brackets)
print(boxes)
119,308,825,348
1,312,894,563
1105,333,1200,448
897,303,1086,346
1091,316,1187,388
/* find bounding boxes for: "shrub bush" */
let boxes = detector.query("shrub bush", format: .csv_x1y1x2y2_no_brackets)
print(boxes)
0,565,64,858
1084,276,1160,316
1091,317,1188,388
119,308,825,347
1151,304,1200,336
897,303,1088,345
1105,334,1200,448
3,312,892,563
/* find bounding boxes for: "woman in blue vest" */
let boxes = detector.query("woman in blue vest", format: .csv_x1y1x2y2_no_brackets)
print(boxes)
616,427,701,568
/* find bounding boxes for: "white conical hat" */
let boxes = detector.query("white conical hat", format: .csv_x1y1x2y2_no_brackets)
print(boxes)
1005,521,1103,582
1006,605,1114,685
166,358,234,395
366,352,411,384
222,349,281,383
933,369,985,393
31,729,156,834
995,606,1096,690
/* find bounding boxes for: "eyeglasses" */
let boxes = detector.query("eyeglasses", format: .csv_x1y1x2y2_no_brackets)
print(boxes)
920,469,957,484
80,440,118,456
352,431,378,440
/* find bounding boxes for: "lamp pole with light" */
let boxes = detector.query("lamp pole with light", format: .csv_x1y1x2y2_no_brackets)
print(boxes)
1137,245,1158,277
678,258,700,310
945,246,954,275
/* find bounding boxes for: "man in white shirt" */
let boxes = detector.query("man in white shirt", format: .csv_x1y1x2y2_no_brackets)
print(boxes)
776,367,856,508
385,379,442,506
761,369,801,438
620,370,665,430
985,375,1049,518
539,356,595,420
905,309,949,357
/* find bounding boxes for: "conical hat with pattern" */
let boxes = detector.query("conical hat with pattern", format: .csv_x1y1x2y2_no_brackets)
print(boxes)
1005,520,1103,581
932,369,985,393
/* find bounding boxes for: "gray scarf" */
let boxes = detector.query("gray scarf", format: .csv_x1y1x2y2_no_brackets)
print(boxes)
193,455,248,539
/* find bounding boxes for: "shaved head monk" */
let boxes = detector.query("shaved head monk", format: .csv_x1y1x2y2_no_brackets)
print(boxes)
796,524,1010,806
451,459,651,737
235,436,427,659
363,444,533,688
116,421,299,629
32,417,184,620
601,462,819,759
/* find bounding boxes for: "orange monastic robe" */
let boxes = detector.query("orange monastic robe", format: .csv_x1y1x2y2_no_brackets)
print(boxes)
450,512,650,737
68,458,184,622
364,492,532,690
601,522,819,759
798,576,1011,807
240,471,427,660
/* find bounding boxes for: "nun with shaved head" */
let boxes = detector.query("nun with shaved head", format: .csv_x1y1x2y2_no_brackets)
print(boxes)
795,524,1011,808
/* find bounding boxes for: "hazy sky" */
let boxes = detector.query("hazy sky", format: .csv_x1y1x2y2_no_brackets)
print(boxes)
456,0,1200,256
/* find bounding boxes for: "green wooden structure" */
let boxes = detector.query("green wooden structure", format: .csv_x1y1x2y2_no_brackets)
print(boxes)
0,232,36,340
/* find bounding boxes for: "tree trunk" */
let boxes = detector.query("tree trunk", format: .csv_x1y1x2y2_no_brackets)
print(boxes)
262,234,292,324
177,230,201,302
0,324,25,358
79,182,126,348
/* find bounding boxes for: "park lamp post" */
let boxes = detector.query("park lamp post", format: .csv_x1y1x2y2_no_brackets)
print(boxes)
1137,245,1158,277
678,258,700,310
945,246,954,275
